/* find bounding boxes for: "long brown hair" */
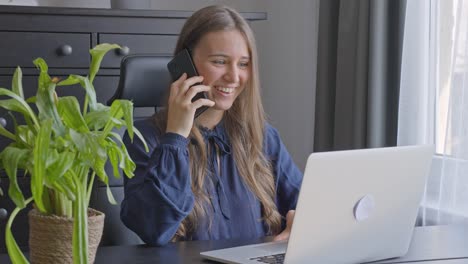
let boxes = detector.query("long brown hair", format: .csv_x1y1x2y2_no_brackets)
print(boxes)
153,5,282,240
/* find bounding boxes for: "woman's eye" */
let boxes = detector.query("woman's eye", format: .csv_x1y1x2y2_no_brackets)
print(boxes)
239,62,249,68
213,60,226,65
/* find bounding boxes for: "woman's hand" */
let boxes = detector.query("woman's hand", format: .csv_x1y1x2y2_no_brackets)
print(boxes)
166,73,215,138
273,210,295,242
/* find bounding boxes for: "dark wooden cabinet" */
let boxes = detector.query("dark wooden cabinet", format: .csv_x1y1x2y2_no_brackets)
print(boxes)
0,5,266,252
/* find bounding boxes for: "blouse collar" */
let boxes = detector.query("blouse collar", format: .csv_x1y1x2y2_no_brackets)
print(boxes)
198,120,231,155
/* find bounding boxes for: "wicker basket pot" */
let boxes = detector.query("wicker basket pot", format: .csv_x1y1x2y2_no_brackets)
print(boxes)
28,208,105,264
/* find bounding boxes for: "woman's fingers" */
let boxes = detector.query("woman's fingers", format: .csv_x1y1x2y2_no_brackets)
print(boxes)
184,84,211,101
192,98,215,110
169,74,203,97
180,75,204,94
169,73,187,97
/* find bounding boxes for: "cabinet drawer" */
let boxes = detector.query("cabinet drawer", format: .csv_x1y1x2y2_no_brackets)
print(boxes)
99,34,177,67
0,32,90,68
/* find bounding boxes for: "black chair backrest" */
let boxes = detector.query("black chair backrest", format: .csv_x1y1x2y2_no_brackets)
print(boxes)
107,54,172,109
91,54,173,247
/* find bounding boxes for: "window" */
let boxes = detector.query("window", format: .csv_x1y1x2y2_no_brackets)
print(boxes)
399,0,468,225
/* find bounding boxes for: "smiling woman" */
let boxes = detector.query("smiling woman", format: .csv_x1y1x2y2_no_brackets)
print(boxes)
191,29,250,115
120,5,303,247
181,29,250,129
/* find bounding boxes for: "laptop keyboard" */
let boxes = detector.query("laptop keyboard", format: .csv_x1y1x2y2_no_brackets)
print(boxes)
250,253,285,263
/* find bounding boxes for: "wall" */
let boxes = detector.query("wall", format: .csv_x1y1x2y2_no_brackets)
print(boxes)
0,0,319,170
253,1,318,170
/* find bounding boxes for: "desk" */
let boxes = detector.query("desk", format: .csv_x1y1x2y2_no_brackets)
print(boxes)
1,225,467,263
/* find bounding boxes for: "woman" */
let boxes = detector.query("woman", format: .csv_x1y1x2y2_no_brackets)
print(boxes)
121,5,302,246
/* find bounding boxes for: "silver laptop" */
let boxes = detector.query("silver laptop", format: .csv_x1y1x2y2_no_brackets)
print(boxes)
200,145,434,264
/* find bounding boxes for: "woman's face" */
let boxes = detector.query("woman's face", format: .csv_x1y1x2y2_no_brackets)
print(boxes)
192,29,250,112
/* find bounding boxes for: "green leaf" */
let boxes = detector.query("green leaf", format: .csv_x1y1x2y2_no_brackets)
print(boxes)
32,119,53,213
120,145,136,178
100,100,125,139
45,149,59,168
33,58,51,93
0,99,33,120
133,127,149,153
84,107,110,131
16,125,36,148
33,58,66,135
12,67,24,99
108,131,125,144
109,117,124,127
36,81,66,136
45,151,75,185
40,184,52,214
89,43,120,83
106,132,141,177
26,96,36,103
0,120,15,140
57,97,90,133
57,75,81,86
70,75,98,112
69,130,87,153
52,135,73,150
72,176,88,264
117,100,134,138
93,152,109,185
6,197,33,264
0,88,39,127
69,130,109,185
69,130,99,163
52,177,76,201
9,103,37,140
107,143,122,179
106,185,117,205
1,147,29,208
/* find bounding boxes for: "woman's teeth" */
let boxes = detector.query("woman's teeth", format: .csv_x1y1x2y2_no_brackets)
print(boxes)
215,86,234,94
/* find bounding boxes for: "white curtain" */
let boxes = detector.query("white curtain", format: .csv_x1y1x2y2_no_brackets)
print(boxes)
398,0,468,225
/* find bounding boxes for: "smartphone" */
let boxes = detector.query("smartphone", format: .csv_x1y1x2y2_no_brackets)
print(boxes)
167,49,209,118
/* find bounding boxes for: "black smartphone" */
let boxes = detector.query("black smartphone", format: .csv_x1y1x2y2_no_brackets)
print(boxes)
167,49,209,118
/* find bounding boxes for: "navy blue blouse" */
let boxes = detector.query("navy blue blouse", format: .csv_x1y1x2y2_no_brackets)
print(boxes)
120,118,302,246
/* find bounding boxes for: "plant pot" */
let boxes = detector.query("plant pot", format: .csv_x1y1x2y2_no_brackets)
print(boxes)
28,208,105,264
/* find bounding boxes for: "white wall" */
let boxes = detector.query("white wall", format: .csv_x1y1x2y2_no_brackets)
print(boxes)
4,0,319,170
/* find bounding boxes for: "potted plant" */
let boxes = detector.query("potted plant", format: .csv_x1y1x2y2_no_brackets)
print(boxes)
0,43,148,264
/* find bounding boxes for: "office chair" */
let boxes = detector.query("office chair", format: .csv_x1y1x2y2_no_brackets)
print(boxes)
89,54,173,246
108,54,173,118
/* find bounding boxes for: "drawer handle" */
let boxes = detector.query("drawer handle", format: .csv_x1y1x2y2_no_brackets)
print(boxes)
0,117,6,128
58,44,73,56
0,208,8,220
116,46,130,56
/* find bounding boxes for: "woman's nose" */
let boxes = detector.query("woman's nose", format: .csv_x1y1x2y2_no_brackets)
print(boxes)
223,65,240,83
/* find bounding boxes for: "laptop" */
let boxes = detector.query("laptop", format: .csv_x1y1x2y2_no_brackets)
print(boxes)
200,145,434,264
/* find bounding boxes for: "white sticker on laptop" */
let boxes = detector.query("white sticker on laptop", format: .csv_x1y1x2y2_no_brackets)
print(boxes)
353,194,375,221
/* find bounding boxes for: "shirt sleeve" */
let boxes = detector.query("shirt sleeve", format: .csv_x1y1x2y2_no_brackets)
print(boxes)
120,119,194,246
264,124,303,217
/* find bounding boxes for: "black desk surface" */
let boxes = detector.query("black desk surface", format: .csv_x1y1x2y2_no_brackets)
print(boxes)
1,225,468,263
